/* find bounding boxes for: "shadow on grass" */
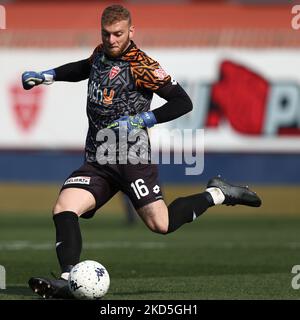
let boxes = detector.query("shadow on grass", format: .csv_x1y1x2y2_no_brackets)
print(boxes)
109,289,182,297
0,286,35,300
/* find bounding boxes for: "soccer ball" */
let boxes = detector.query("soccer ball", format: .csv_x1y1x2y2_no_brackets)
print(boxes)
68,260,110,300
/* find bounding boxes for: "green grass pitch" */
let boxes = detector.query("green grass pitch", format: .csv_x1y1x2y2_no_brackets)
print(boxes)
0,212,299,300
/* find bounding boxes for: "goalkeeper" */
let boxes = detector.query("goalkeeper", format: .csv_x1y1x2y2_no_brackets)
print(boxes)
22,4,261,299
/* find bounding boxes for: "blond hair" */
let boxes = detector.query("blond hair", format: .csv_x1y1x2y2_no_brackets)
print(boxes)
101,5,131,26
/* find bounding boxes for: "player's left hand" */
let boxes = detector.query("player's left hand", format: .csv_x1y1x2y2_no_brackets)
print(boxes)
107,112,157,132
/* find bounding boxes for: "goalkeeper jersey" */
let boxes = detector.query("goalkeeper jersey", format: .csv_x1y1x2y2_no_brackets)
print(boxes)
85,41,171,162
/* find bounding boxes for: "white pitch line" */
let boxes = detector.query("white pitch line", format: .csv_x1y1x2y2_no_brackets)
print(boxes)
0,241,300,251
0,241,167,251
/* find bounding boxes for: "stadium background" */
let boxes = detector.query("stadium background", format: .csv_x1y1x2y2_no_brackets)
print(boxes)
0,0,300,300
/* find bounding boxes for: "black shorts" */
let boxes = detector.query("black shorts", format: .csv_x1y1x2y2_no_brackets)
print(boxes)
60,162,163,218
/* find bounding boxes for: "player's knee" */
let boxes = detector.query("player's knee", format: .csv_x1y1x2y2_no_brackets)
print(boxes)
52,202,66,215
52,202,79,216
147,220,168,235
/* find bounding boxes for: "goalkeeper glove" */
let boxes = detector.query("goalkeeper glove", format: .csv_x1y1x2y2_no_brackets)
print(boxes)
22,69,56,90
107,111,157,132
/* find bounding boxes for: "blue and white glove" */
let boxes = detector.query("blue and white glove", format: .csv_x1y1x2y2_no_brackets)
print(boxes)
22,69,56,90
107,111,157,132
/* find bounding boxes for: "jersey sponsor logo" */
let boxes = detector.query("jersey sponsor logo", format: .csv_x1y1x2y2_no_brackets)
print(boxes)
64,176,91,185
103,88,115,105
154,67,168,80
109,66,121,80
88,81,115,106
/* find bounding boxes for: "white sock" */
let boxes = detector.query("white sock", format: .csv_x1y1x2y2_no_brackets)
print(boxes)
206,187,225,205
60,272,69,281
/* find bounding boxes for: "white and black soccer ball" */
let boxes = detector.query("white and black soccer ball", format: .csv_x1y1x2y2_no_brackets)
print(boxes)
68,260,110,300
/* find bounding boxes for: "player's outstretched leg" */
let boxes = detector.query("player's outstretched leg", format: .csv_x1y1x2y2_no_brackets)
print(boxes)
165,175,261,234
206,176,261,207
28,276,73,299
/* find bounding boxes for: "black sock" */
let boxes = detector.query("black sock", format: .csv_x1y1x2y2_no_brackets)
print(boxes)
53,211,82,273
166,192,214,234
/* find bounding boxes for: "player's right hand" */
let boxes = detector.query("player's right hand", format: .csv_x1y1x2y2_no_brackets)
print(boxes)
22,71,45,90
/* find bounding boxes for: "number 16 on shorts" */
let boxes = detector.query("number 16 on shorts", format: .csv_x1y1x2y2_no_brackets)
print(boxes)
131,179,149,199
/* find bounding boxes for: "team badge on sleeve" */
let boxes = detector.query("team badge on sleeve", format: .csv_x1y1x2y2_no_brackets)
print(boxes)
154,67,168,80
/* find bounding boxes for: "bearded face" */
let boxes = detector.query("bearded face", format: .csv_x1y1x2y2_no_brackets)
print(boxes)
101,20,134,58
